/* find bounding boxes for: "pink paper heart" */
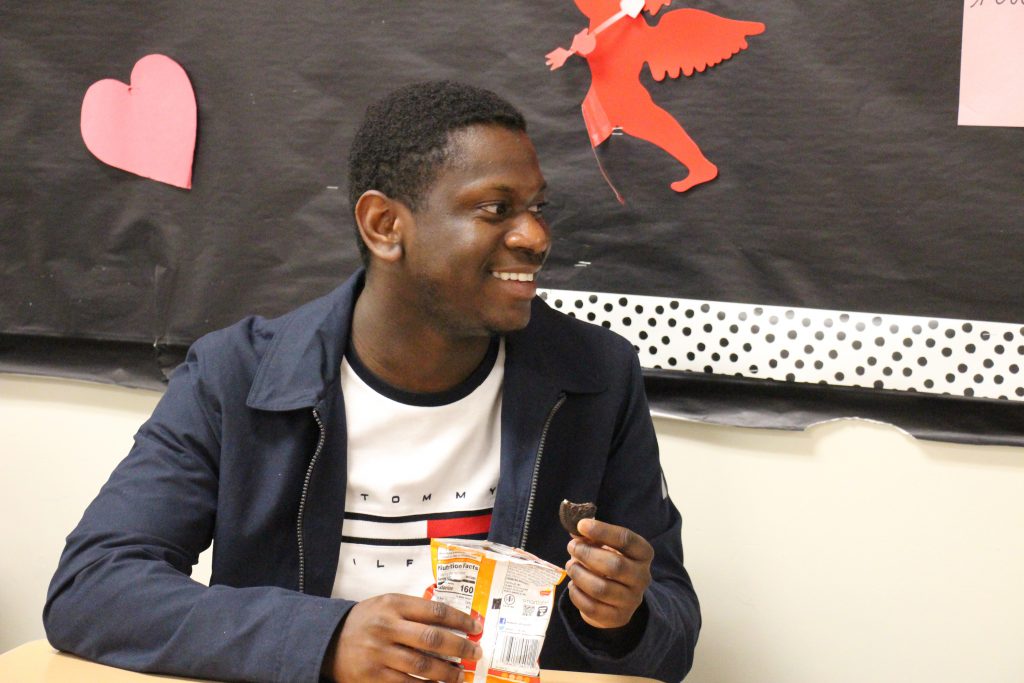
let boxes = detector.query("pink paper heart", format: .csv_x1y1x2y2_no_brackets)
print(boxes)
81,54,196,189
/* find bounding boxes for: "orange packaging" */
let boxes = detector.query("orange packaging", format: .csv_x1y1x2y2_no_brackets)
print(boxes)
428,539,567,683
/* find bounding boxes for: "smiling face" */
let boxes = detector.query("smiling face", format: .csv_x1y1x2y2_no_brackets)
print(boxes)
394,124,550,338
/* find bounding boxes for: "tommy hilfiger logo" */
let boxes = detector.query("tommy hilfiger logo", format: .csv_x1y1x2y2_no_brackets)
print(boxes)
342,508,493,547
355,487,497,504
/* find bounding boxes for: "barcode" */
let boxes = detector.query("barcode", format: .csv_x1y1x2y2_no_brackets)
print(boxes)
494,634,543,673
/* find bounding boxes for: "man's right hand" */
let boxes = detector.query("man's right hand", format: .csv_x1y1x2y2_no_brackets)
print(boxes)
323,593,483,682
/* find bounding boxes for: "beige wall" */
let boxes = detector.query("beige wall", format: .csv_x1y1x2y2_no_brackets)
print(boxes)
2,372,1023,681
659,414,1024,683
0,374,211,657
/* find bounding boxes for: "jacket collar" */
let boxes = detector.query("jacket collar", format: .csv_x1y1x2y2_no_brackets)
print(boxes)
246,270,607,411
246,270,363,411
504,297,608,395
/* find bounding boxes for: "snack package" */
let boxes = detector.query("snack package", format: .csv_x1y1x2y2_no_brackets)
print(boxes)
428,538,567,683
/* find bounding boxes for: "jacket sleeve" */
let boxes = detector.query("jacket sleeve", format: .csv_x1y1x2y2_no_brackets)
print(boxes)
43,356,353,683
556,348,701,682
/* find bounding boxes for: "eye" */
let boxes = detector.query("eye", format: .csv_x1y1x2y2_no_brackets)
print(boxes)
479,202,511,217
528,201,548,217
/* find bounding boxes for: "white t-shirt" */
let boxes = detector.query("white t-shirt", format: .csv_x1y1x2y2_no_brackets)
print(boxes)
331,338,504,601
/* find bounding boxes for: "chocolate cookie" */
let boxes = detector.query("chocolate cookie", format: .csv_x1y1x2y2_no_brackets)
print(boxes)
559,499,596,535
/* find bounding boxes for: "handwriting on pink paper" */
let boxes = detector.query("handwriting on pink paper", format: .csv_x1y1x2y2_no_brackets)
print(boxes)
81,54,197,189
959,0,1024,128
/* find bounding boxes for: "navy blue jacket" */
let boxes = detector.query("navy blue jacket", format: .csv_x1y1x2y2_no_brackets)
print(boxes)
44,271,699,682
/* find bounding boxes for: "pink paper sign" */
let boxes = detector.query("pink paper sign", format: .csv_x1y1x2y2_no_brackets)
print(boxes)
81,54,197,188
959,0,1024,128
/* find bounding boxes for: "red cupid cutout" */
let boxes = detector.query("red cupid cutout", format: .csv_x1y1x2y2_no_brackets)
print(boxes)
80,54,197,189
547,0,764,199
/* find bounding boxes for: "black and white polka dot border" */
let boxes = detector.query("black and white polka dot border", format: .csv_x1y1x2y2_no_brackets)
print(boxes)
540,289,1024,402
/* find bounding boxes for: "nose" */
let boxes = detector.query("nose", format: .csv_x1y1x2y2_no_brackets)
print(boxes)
505,211,550,257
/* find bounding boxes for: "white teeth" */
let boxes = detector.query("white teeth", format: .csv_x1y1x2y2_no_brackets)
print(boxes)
492,272,535,282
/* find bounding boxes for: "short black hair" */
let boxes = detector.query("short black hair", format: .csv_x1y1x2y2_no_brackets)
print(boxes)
347,80,527,265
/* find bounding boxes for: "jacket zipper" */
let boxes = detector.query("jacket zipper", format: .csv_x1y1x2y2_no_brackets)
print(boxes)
296,407,327,593
518,393,567,549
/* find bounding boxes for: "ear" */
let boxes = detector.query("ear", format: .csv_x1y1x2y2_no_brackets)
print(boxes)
354,190,408,264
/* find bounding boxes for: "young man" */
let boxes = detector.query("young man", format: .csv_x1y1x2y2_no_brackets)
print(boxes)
45,81,700,683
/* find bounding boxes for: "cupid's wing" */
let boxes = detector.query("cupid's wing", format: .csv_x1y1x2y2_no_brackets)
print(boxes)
644,8,765,80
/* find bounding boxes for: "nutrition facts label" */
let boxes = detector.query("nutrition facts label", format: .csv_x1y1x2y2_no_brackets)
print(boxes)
429,539,566,682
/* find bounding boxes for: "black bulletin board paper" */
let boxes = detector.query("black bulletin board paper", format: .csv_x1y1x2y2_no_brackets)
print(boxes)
2,2,1023,444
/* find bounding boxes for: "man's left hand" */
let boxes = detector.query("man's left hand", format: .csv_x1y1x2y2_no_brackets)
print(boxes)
565,518,653,629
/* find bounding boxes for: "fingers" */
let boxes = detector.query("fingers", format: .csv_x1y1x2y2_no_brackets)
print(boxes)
388,644,468,683
565,550,647,630
388,619,482,663
564,521,654,630
576,518,654,563
398,595,482,637
566,556,637,606
333,595,482,682
545,47,570,70
355,653,463,683
566,579,633,629
378,596,480,663
568,542,633,590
